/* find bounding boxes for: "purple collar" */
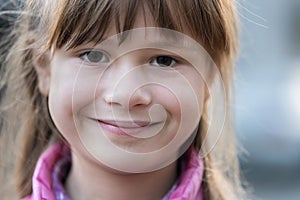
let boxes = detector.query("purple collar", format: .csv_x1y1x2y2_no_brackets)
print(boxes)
23,142,204,200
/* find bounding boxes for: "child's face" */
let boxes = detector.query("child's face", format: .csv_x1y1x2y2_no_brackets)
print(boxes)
37,9,208,173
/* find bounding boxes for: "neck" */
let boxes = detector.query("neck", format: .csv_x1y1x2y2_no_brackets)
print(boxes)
65,151,177,200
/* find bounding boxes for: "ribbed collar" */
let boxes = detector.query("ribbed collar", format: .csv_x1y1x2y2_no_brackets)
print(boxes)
24,142,204,200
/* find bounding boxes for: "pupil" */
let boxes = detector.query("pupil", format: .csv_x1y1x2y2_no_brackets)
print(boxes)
157,56,172,66
88,51,103,62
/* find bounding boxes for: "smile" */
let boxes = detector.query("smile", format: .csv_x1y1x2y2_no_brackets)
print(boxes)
96,119,158,136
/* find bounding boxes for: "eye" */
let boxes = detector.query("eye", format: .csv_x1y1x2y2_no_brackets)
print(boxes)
150,56,177,67
81,50,109,63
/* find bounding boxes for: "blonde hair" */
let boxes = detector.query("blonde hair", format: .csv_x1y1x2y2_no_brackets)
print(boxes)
0,0,248,199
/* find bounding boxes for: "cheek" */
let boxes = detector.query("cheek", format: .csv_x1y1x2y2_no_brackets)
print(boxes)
184,71,206,115
148,67,205,122
153,87,181,119
48,76,73,118
47,62,99,138
159,81,204,116
48,66,78,139
153,77,204,130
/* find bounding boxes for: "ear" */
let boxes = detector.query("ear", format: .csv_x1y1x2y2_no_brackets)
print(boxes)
33,52,51,96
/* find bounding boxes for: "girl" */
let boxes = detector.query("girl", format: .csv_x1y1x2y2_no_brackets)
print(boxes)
0,0,248,199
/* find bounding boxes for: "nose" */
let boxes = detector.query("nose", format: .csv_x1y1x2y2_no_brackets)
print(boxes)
104,88,152,109
102,58,152,109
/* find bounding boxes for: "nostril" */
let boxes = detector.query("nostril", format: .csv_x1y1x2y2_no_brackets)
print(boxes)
104,96,112,104
103,89,152,109
104,95,118,105
128,89,152,108
103,93,127,107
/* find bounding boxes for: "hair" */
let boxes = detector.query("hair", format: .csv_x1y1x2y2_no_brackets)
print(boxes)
0,0,21,106
0,0,248,199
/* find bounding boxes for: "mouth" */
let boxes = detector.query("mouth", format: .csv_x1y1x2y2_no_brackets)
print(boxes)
100,120,151,128
96,119,158,136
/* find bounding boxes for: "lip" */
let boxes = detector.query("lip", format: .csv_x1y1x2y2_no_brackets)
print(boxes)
96,119,155,136
100,120,150,128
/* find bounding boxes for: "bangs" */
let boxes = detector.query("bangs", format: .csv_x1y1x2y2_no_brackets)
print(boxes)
46,0,234,57
47,0,178,50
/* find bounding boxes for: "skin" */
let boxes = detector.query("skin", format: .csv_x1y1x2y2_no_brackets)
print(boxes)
34,7,205,200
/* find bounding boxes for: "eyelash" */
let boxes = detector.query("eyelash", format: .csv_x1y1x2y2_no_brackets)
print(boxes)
150,55,178,68
80,50,109,64
79,50,179,68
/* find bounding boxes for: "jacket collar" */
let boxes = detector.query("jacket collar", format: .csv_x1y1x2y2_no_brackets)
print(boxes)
24,142,204,200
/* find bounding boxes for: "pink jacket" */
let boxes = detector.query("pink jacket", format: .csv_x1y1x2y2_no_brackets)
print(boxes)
23,142,204,200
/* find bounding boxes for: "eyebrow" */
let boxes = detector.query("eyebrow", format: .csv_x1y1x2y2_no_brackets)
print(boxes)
77,33,202,56
140,41,200,52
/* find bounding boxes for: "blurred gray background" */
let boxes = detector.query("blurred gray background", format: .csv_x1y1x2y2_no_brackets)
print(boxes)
236,0,300,199
1,0,299,199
